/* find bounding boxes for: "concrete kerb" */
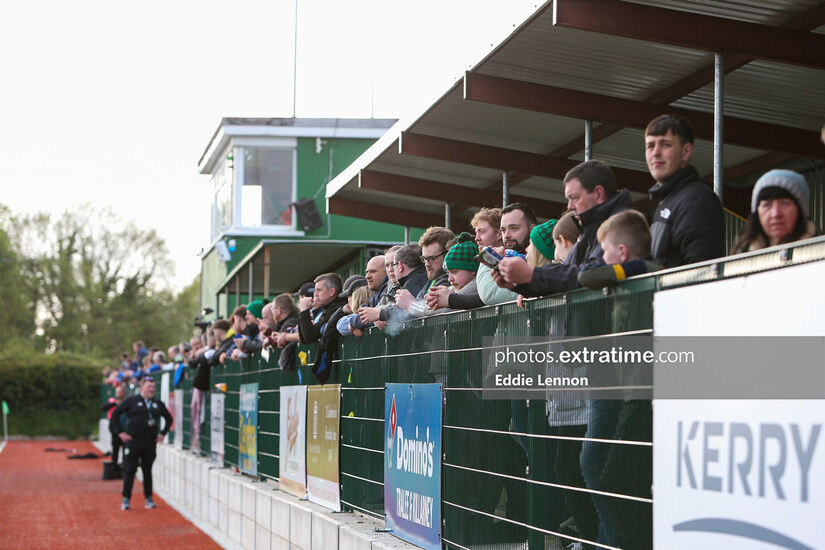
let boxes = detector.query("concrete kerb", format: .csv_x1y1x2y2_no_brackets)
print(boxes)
113,444,422,550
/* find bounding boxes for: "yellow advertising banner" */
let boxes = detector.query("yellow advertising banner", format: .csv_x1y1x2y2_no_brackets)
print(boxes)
306,385,341,511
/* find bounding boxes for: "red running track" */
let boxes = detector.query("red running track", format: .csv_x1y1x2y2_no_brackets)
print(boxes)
0,440,221,550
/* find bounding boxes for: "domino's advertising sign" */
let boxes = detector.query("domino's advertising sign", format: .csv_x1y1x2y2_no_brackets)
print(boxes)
384,383,442,550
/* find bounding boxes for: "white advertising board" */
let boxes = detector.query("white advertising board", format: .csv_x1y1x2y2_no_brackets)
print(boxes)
210,392,225,463
653,259,825,549
279,385,307,498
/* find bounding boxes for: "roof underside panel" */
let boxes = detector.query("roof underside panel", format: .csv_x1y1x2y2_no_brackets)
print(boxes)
479,20,713,102
671,60,825,130
625,0,824,24
324,0,825,223
371,153,503,188
409,87,588,155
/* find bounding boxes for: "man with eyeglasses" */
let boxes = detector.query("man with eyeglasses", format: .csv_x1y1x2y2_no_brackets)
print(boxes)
394,226,453,317
110,375,172,511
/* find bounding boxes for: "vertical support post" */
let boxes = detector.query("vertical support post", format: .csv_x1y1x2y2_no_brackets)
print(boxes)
714,52,725,202
292,0,299,117
248,262,254,302
444,203,452,230
263,246,271,299
404,226,410,244
502,172,510,207
584,120,593,161
234,274,240,310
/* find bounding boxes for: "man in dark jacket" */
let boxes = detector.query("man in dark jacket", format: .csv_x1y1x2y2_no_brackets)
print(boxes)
375,245,430,323
297,273,347,345
189,319,232,453
350,250,396,334
395,226,453,316
497,159,632,296
250,294,299,353
645,114,725,268
110,376,173,511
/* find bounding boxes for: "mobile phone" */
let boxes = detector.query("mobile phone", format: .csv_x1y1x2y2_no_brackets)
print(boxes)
478,246,503,268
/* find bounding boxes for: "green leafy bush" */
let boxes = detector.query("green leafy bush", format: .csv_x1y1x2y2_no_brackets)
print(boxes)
0,352,102,437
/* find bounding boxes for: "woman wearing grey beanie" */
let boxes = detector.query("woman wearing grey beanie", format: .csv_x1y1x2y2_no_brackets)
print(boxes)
732,169,819,253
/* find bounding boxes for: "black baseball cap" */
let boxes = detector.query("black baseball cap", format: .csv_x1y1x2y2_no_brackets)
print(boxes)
296,282,315,297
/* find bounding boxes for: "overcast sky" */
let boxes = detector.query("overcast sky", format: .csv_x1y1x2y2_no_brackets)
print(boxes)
0,0,539,291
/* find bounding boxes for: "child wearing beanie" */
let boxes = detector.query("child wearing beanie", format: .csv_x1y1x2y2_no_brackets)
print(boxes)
412,233,480,316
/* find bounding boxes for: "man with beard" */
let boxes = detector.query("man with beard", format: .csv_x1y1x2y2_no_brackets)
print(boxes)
479,203,536,305
495,160,631,296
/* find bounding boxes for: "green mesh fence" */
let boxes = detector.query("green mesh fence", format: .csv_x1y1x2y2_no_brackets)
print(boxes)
98,237,825,549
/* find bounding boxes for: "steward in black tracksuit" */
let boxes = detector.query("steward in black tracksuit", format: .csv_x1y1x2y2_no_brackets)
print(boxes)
110,388,173,500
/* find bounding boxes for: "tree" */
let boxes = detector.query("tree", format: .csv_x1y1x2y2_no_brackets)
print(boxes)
0,206,35,352
4,203,197,358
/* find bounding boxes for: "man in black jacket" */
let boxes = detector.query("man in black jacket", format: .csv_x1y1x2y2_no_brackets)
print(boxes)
251,295,299,353
350,250,397,334
297,273,347,345
496,160,631,296
189,319,232,453
645,114,724,268
110,376,173,510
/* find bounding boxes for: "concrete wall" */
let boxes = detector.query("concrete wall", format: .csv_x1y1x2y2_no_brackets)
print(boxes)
154,445,419,550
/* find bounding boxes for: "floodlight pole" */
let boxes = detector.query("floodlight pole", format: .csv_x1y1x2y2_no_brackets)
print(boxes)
584,120,593,161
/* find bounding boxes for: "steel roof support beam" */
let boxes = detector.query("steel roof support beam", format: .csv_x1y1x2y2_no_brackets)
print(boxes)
263,246,270,299
549,2,825,160
399,131,655,193
248,261,254,302
327,196,448,229
553,0,825,70
359,169,566,214
713,53,725,203
463,73,824,159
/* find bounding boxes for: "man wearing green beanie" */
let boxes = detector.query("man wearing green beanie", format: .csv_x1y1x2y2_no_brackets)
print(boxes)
246,300,265,320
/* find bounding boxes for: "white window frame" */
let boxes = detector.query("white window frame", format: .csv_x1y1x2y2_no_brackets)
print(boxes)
229,137,304,237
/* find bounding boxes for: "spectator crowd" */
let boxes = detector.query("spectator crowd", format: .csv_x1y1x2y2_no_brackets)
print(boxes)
99,114,822,549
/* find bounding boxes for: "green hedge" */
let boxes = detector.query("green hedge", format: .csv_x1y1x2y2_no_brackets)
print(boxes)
0,352,102,438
